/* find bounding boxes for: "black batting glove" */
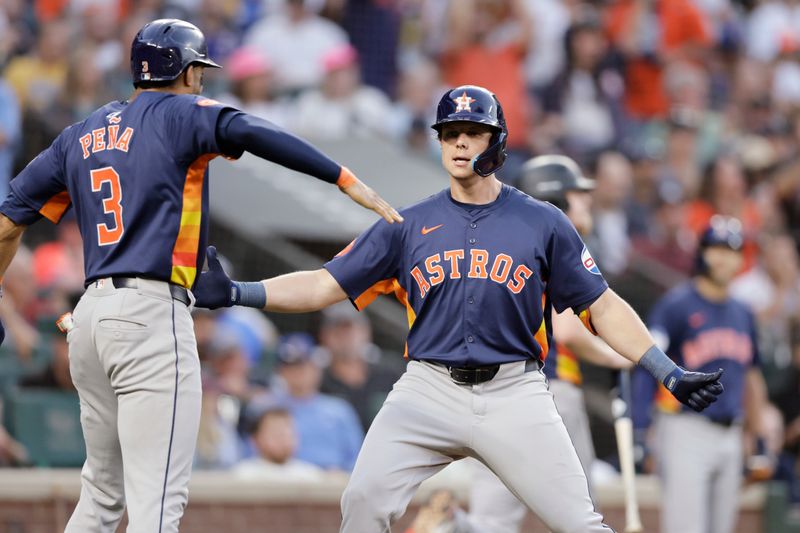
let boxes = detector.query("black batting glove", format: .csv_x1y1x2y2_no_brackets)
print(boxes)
192,246,235,310
664,368,724,412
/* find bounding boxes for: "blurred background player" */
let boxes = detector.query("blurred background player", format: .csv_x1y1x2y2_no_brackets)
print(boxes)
632,215,770,533
465,155,633,533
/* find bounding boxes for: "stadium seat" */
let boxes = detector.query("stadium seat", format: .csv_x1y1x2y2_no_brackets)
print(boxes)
5,387,85,467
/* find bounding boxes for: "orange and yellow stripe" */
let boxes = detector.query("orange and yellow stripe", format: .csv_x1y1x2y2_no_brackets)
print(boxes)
170,154,217,288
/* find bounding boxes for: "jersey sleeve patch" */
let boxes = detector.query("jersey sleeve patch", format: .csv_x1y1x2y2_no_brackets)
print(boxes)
581,246,601,275
196,98,222,107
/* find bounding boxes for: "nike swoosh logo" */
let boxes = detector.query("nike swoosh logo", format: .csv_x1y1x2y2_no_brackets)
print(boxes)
421,224,444,235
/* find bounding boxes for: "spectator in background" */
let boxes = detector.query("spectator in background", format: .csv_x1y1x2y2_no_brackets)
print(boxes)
588,151,634,277
318,302,401,432
606,0,712,122
387,59,444,154
244,0,348,95
218,47,289,127
233,402,324,481
294,44,392,140
538,6,624,162
731,231,800,392
4,18,70,112
0,77,20,201
522,0,572,94
687,154,761,269
0,246,41,360
440,0,532,181
19,327,74,391
32,214,84,292
631,181,695,278
258,333,363,472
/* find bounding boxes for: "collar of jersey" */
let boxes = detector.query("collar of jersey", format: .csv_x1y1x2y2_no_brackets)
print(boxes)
440,184,512,220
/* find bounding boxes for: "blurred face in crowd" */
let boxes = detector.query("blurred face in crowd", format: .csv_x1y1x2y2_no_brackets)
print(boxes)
593,152,633,209
566,190,593,235
710,157,747,213
320,320,371,361
39,20,71,63
702,245,743,287
279,359,322,398
762,233,799,285
254,410,296,464
571,27,607,70
237,71,274,104
439,122,493,180
324,64,360,100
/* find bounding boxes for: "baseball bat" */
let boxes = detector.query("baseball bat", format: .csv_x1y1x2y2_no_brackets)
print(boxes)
613,370,643,533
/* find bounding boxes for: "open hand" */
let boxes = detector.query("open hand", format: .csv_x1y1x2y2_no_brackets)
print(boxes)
340,178,403,224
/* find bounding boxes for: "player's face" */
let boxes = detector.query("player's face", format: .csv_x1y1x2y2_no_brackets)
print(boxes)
703,246,743,286
565,190,593,235
439,122,493,180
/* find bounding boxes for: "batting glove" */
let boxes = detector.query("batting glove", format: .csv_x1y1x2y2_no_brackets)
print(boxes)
193,246,267,310
664,367,724,412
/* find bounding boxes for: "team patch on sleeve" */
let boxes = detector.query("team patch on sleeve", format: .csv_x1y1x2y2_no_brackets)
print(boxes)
196,98,221,107
581,246,601,275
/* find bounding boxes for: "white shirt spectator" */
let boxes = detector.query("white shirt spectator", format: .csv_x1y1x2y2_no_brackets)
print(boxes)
524,0,571,89
245,11,347,93
233,456,324,481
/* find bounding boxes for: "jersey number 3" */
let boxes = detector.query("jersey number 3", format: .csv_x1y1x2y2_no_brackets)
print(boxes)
91,167,124,246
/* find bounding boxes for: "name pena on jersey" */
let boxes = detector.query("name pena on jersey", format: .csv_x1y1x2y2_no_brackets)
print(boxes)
78,114,134,159
411,249,532,297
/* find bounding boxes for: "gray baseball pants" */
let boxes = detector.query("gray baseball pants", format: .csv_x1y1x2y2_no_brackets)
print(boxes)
656,412,743,533
340,360,612,533
64,278,201,533
467,378,597,533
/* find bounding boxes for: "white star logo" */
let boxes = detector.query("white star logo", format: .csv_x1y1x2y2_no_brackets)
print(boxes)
453,91,476,112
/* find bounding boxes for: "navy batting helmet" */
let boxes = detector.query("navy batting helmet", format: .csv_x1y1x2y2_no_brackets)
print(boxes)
694,215,744,275
518,155,594,211
131,19,221,86
431,85,507,177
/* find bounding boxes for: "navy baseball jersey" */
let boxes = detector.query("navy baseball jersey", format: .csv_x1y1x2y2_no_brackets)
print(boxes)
0,92,238,288
324,185,608,367
632,282,760,428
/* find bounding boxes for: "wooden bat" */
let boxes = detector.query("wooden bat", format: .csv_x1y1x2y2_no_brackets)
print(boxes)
614,370,643,533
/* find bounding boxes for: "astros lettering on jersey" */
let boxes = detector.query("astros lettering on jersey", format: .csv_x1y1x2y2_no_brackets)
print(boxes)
324,185,608,367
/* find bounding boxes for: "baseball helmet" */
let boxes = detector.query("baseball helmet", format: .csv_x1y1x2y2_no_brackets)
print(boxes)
694,215,744,275
431,85,507,177
131,19,221,85
518,155,594,211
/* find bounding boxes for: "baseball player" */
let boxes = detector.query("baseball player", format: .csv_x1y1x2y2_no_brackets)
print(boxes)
632,215,768,533
193,85,724,533
466,155,633,533
0,19,401,533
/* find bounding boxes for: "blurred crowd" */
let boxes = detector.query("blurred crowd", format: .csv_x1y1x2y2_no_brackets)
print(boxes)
2,0,800,505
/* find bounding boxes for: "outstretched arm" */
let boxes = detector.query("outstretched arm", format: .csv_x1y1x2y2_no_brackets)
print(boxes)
588,288,724,412
0,215,25,279
216,112,403,224
192,246,347,312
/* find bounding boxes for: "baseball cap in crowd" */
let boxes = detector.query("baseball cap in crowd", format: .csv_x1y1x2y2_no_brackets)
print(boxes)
226,46,272,83
276,332,321,365
322,44,358,73
320,301,368,329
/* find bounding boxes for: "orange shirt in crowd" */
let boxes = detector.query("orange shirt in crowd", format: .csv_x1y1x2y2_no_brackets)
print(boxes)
441,42,530,150
606,0,711,119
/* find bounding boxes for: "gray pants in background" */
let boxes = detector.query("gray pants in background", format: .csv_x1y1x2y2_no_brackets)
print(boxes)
656,412,743,533
467,378,597,533
64,279,201,533
340,360,612,533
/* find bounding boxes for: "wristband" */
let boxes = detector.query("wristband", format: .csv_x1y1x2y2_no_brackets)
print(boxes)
231,281,267,309
336,166,358,189
638,344,683,387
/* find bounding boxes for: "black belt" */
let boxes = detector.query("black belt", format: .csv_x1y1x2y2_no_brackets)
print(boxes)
447,365,501,385
708,416,739,428
110,277,191,306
